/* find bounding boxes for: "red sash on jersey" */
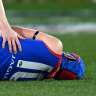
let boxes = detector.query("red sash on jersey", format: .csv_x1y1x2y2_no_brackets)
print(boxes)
45,58,62,79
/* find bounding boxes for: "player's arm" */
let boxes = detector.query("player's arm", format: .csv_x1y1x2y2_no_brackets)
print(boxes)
11,26,63,55
0,0,25,54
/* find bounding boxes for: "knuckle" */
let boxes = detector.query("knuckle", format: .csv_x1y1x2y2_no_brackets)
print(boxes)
6,37,9,40
10,36,14,40
2,40,5,43
17,43,20,46
8,43,11,46
4,36,8,40
9,48,11,51
3,36,6,39
17,41,20,45
18,45,21,48
9,49,12,52
14,49,16,52
10,36,16,40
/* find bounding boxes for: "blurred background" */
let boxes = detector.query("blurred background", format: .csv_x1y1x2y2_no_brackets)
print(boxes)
1,1,96,94
3,0,96,34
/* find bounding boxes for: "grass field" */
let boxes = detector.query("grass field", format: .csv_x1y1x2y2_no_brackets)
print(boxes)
6,10,96,25
3,2,96,10
0,33,96,96
1,1,96,96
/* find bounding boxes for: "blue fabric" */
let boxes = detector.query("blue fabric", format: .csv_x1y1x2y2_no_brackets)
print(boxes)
61,52,85,79
0,36,85,81
0,37,12,80
0,37,59,81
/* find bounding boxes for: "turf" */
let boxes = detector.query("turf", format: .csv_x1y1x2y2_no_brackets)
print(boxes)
7,14,96,24
4,2,96,10
0,33,96,96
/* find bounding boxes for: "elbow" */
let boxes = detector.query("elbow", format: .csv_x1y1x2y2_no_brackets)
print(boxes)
55,38,63,55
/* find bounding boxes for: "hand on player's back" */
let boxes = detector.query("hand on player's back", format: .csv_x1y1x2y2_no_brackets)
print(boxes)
1,27,25,54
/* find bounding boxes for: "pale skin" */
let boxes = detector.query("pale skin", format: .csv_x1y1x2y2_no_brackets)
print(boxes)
0,26,63,55
11,26,63,55
0,0,62,55
0,0,25,54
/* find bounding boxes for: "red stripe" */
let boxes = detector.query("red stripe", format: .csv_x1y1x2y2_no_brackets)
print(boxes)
42,41,62,58
71,53,79,64
42,41,62,79
45,58,61,79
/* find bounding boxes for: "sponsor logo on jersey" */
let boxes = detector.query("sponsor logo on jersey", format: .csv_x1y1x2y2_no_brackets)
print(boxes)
3,54,16,80
64,52,76,61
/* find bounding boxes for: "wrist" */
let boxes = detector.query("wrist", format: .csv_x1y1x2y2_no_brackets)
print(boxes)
33,31,39,40
0,19,11,30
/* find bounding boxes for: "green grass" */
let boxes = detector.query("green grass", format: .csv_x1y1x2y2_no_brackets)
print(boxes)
0,33,96,96
8,16,96,24
4,2,96,10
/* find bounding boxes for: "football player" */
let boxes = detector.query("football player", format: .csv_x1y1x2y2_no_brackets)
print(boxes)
0,26,85,81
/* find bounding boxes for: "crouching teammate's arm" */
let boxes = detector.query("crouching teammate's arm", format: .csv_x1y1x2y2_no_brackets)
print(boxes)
11,26,63,55
0,1,25,54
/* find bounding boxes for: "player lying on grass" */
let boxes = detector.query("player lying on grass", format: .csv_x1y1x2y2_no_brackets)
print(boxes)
0,26,85,81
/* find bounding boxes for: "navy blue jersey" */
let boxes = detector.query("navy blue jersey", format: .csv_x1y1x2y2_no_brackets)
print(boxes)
0,37,62,81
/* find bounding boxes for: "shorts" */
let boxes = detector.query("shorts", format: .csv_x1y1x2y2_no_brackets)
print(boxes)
0,37,62,81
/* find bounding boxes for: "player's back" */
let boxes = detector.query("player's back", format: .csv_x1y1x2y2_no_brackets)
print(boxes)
0,37,61,81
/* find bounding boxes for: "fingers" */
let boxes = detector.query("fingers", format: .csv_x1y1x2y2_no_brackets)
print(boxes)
2,38,6,49
16,38,22,52
12,39,17,54
8,38,22,54
18,34,25,40
8,39,12,53
2,36,24,54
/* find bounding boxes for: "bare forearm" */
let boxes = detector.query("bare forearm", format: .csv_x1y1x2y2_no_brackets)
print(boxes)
11,26,36,39
0,0,10,28
11,26,57,41
0,1,24,54
11,26,63,55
